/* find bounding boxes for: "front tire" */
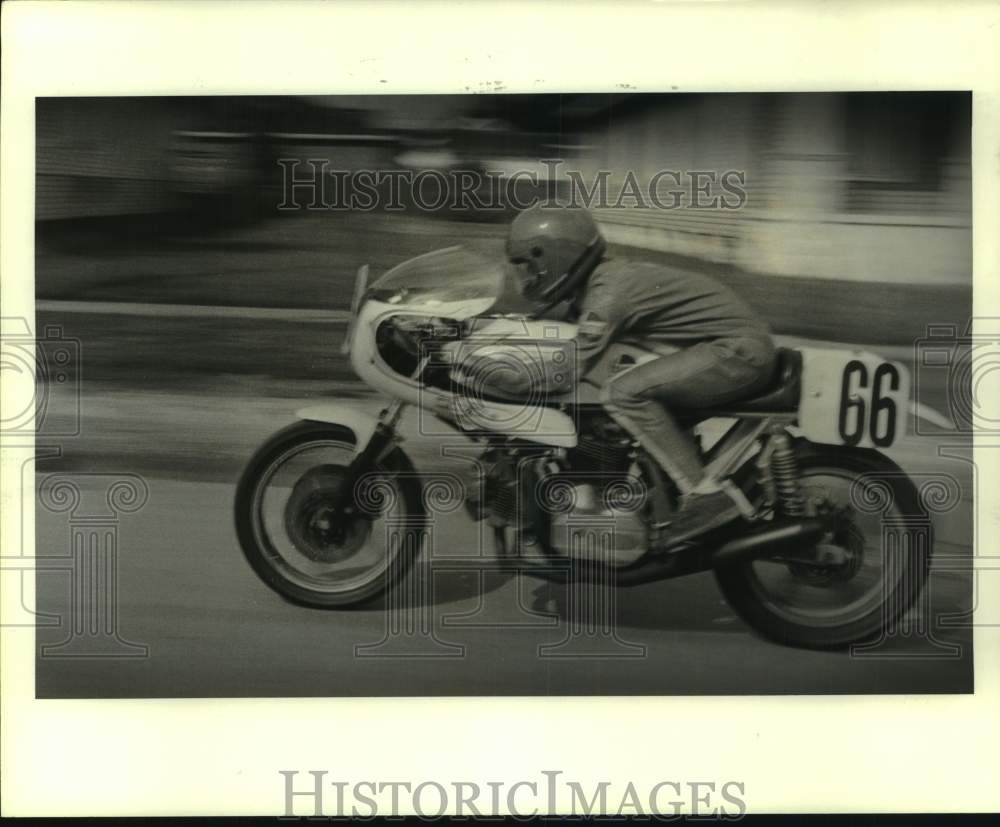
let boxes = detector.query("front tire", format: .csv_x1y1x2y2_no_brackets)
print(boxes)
234,420,425,608
715,442,930,649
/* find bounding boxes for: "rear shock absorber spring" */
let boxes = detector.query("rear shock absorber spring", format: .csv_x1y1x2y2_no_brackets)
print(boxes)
770,433,805,516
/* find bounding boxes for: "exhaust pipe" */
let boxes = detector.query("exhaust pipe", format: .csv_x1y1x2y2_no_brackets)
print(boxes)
510,518,828,586
713,518,826,565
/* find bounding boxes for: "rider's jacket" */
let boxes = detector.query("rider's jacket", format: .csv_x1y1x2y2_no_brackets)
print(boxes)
570,256,773,377
452,257,774,400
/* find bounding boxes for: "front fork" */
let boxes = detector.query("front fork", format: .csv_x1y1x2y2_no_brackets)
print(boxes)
327,398,407,517
327,355,430,516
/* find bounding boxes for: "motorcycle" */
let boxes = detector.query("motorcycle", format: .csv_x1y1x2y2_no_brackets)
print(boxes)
234,246,947,648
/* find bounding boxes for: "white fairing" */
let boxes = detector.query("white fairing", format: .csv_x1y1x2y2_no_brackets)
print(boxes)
349,299,579,448
342,268,947,453
467,316,579,340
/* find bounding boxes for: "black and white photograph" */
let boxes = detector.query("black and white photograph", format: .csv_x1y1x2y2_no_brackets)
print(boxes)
3,0,999,820
29,90,974,697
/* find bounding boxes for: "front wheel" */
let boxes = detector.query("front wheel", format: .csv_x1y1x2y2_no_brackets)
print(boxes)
715,442,930,649
234,421,425,608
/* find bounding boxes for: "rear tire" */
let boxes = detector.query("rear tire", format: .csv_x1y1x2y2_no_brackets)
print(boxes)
714,442,929,649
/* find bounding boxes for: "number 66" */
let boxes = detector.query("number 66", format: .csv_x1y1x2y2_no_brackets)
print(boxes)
837,360,900,448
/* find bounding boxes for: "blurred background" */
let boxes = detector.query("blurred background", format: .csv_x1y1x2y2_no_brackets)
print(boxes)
37,92,970,302
34,92,972,470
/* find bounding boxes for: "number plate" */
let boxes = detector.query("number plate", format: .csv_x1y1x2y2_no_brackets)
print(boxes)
798,347,910,449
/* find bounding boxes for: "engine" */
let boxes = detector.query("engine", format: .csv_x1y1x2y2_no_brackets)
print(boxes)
476,415,649,561
568,414,634,479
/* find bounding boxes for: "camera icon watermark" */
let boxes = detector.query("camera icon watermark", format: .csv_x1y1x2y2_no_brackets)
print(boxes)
1,317,81,437
415,318,580,441
913,320,1000,436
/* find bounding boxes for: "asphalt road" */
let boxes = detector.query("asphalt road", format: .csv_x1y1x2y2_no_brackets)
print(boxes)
29,212,975,697
34,471,972,698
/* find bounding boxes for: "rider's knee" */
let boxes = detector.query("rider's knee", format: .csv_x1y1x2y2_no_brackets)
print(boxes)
601,375,644,410
734,335,777,375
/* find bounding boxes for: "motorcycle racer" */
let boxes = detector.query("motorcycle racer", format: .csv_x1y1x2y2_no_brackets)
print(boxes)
505,203,777,544
235,216,931,646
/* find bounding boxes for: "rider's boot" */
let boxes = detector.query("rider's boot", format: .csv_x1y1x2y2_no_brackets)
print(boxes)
656,480,745,547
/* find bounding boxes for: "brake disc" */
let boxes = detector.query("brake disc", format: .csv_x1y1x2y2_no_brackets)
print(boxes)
283,465,373,563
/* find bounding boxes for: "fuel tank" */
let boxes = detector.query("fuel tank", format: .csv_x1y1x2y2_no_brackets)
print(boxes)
446,316,676,405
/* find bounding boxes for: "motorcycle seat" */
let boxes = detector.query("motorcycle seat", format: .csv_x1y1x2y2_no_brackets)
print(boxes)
705,347,802,413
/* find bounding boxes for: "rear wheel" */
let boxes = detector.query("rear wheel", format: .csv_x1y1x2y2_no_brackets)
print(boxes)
714,442,929,648
234,421,425,608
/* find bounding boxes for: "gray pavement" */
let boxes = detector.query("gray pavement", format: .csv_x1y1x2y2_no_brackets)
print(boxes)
34,474,972,698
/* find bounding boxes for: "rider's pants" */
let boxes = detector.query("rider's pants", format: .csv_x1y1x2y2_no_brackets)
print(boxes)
600,336,776,493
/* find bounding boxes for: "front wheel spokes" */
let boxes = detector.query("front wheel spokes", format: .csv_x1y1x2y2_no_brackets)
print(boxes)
258,441,404,592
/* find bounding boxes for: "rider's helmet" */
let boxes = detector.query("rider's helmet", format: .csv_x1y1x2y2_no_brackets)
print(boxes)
505,204,605,309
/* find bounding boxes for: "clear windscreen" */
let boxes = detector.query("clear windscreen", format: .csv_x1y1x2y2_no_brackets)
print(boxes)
367,247,507,310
